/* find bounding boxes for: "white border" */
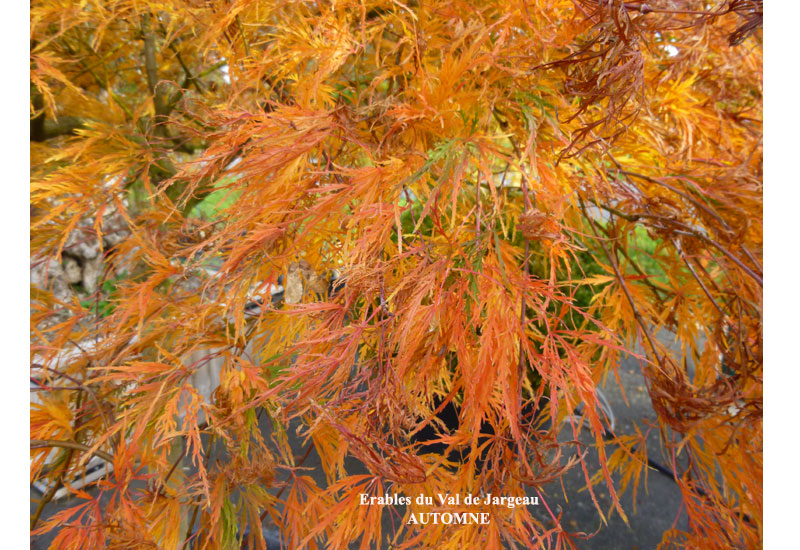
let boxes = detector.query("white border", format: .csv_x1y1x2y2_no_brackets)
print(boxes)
764,3,798,548
8,1,31,545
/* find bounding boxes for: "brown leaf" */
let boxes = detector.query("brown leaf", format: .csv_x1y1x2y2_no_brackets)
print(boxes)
298,259,329,298
284,261,303,304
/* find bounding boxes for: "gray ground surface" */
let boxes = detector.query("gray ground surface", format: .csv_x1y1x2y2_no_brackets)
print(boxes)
527,350,688,550
32,343,689,550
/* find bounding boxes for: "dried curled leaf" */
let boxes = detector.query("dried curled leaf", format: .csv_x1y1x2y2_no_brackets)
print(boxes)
284,262,303,304
298,259,330,298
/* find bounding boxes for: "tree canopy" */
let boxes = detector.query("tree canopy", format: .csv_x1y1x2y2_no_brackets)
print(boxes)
30,1,762,549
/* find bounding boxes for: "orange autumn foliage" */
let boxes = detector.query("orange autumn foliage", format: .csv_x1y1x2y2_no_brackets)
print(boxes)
31,1,762,549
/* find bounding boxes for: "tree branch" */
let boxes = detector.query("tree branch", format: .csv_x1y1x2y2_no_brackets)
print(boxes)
31,116,86,141
30,439,114,463
142,14,168,120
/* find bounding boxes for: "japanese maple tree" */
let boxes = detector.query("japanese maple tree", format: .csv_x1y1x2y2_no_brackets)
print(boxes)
30,1,762,549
